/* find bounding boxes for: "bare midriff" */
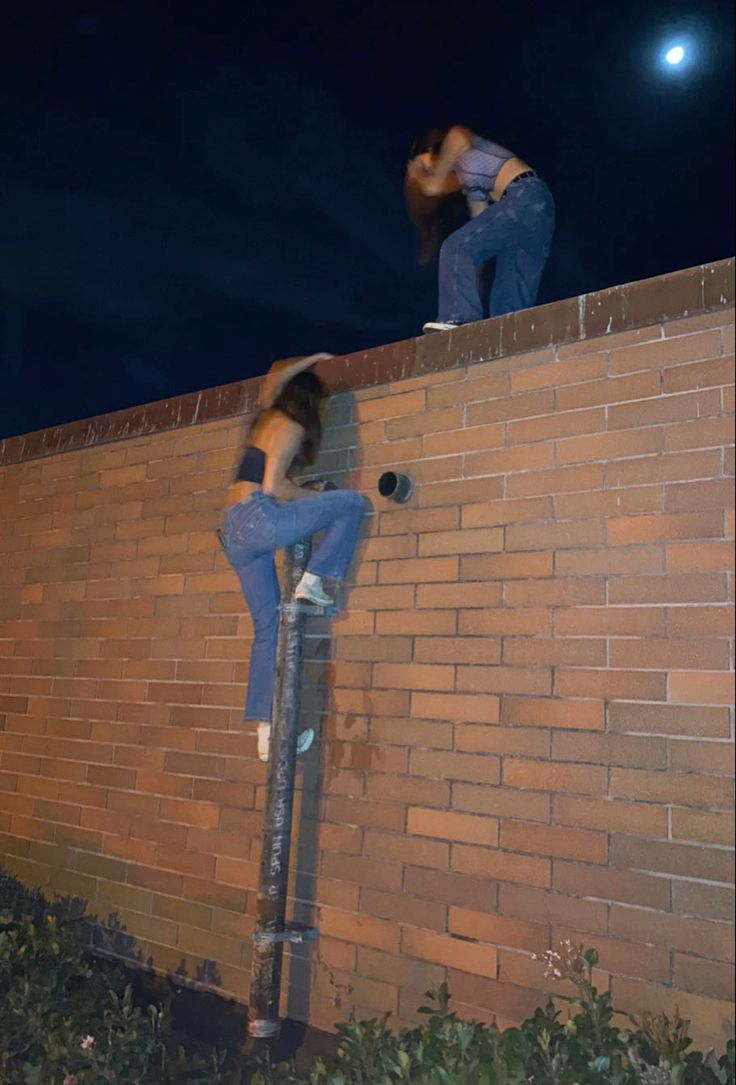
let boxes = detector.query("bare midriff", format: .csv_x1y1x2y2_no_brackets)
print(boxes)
491,156,535,202
228,479,262,507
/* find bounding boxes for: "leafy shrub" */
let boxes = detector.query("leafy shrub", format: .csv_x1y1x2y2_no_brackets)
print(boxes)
0,872,231,1084
253,944,735,1085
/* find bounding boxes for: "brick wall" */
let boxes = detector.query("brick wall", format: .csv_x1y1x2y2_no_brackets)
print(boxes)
1,261,734,1049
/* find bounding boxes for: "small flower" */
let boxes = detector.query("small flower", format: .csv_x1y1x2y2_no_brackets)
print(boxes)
534,940,588,981
80,1034,95,1050
63,1076,78,1085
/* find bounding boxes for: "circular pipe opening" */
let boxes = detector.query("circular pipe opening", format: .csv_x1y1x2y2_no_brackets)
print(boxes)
378,471,413,503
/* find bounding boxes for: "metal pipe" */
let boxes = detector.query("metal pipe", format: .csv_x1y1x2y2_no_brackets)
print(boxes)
248,538,311,1039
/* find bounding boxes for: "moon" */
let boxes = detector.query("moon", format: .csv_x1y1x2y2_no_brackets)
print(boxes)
665,44,685,65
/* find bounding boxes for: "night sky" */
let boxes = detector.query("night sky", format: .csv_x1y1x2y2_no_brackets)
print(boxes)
2,0,734,438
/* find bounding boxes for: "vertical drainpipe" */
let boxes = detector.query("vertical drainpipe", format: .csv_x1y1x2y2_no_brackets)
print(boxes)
248,538,313,1039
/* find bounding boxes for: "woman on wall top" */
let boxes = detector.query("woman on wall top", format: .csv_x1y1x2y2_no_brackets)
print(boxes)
406,125,555,332
220,353,367,763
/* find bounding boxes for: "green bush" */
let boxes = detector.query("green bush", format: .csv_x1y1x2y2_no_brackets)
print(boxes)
1,871,733,1085
253,944,734,1085
0,872,231,1084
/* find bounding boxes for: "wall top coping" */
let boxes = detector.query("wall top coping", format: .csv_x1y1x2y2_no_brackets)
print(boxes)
2,257,733,467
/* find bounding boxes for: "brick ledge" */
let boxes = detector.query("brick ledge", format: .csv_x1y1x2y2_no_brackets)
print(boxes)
1,258,733,467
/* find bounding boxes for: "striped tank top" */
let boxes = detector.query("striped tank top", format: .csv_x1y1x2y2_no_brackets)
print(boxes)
455,135,514,200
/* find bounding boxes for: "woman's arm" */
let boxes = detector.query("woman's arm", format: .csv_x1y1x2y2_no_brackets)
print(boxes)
259,352,333,409
408,126,471,197
262,417,316,502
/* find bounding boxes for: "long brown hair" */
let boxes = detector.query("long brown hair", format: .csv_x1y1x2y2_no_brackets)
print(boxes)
405,129,468,264
271,369,326,465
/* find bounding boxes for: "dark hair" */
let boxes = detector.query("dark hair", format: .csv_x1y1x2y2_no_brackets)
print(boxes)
271,368,326,465
405,128,468,265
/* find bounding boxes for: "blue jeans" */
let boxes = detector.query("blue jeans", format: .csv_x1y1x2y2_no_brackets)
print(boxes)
438,176,555,324
220,489,367,722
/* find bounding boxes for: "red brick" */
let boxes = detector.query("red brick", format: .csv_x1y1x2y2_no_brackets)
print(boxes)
611,329,722,374
461,496,553,527
664,416,736,452
356,389,425,422
502,696,604,731
674,955,735,1001
663,356,733,395
553,795,667,836
423,423,504,457
379,505,458,536
556,370,660,411
555,668,667,702
461,550,553,581
452,844,551,889
608,510,723,545
415,637,500,665
410,748,500,785
416,582,502,608
555,485,662,520
668,671,734,706
508,407,605,445
358,944,445,990
407,807,499,846
501,820,607,863
608,387,721,430
373,662,455,692
667,605,733,637
505,577,606,607
611,834,734,883
378,556,459,584
608,449,722,488
404,865,498,911
673,881,734,922
460,608,551,636
455,723,549,758
555,606,666,637
671,807,734,845
457,666,551,696
466,388,555,426
410,691,499,723
364,774,450,808
420,476,505,508
511,355,606,393
667,540,734,572
503,759,607,796
666,478,734,512
557,428,661,466
668,737,734,776
452,782,551,823
505,519,604,552
608,573,728,605
417,527,503,556
612,768,733,811
320,907,400,952
612,902,736,963
507,463,604,498
552,731,666,769
503,638,606,667
464,443,554,478
554,859,669,910
448,906,548,953
498,882,607,936
402,926,498,977
608,701,731,737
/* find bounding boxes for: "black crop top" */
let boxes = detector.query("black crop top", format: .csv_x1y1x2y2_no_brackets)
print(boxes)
235,445,266,484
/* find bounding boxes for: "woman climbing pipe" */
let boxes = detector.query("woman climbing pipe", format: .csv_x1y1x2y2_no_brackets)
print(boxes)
405,125,555,331
220,353,367,762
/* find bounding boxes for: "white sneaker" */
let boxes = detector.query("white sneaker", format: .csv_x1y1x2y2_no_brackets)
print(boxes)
422,320,462,334
256,723,315,763
294,571,335,608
